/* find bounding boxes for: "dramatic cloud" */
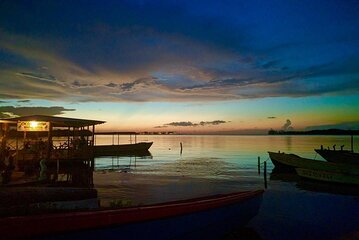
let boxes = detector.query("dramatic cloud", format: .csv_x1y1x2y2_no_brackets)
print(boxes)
282,119,294,131
199,120,227,126
0,1,358,102
158,120,228,128
166,122,197,127
0,106,75,118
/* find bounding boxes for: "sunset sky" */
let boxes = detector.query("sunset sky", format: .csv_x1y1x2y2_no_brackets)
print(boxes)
0,1,358,133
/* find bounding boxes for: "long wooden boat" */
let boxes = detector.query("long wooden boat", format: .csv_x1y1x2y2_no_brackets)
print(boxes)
268,151,359,175
0,190,263,239
94,142,153,156
314,149,359,165
296,168,359,185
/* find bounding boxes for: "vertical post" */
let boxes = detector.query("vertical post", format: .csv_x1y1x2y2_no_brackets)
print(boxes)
130,134,132,144
23,130,27,167
91,125,95,176
112,134,114,145
67,127,70,160
86,126,89,144
92,125,96,146
135,134,137,144
16,134,18,163
56,159,59,181
180,142,183,155
258,156,260,175
47,122,52,160
264,161,267,189
351,135,354,153
23,131,26,149
118,134,119,145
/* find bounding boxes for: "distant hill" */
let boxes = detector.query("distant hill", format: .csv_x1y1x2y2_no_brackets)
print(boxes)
268,129,359,135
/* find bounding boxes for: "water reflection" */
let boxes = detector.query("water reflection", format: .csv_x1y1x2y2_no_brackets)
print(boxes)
95,151,153,172
285,136,292,151
296,180,359,196
270,170,359,196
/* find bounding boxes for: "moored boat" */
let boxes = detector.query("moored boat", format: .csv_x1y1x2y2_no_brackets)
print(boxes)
314,149,359,165
296,168,359,185
94,142,153,156
0,190,263,239
268,151,359,175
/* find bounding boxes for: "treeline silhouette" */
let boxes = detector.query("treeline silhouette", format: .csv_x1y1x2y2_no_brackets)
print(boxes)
268,129,359,135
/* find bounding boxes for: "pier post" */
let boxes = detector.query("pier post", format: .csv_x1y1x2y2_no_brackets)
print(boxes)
257,156,260,175
180,142,183,155
264,161,267,189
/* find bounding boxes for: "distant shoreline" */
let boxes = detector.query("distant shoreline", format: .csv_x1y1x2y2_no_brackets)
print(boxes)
268,129,359,135
5,129,359,137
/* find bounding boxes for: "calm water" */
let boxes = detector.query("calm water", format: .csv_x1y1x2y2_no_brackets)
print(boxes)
95,134,358,175
94,135,359,240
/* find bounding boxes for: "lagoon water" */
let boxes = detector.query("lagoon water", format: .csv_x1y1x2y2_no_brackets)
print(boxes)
94,135,359,240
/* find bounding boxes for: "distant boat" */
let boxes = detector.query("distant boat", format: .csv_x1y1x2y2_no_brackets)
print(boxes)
268,151,359,175
314,148,359,165
296,168,359,185
94,142,153,156
0,190,263,239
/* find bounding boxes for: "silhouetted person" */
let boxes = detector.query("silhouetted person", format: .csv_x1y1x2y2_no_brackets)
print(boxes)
2,150,14,184
79,135,87,149
38,151,48,181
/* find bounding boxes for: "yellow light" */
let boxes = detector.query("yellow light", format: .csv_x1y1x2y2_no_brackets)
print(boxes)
30,121,38,129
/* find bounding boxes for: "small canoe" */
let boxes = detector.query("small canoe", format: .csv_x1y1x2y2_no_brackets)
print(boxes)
0,190,263,239
314,149,359,165
94,142,153,156
296,168,359,185
268,151,359,175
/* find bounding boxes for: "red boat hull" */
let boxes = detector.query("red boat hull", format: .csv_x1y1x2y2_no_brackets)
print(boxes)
0,190,263,239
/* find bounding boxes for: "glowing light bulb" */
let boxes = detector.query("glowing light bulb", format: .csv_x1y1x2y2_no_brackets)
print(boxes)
30,121,38,128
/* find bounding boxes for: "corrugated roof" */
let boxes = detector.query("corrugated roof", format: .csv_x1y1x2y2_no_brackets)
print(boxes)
0,115,105,127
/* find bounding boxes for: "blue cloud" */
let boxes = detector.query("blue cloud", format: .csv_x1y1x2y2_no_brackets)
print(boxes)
0,1,358,102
